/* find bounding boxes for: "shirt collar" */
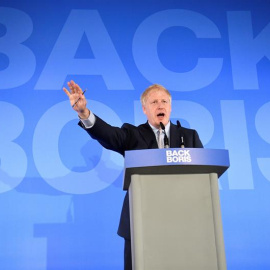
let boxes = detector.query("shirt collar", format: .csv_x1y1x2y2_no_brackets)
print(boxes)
149,121,170,135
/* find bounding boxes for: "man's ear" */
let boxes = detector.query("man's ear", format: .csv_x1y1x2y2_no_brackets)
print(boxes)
142,105,146,114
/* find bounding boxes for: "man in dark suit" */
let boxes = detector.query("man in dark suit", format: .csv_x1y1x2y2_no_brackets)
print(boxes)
63,80,203,270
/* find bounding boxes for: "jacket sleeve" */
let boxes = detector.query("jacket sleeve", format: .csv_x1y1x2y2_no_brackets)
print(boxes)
78,115,134,156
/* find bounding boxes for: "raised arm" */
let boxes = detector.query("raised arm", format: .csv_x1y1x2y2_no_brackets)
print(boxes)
63,80,90,119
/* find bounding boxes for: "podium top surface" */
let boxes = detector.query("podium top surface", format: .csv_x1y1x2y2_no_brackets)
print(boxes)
123,148,229,190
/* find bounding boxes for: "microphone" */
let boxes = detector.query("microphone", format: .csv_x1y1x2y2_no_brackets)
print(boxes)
176,120,185,148
160,122,169,148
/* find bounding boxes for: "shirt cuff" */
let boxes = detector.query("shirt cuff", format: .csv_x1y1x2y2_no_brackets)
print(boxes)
80,111,96,128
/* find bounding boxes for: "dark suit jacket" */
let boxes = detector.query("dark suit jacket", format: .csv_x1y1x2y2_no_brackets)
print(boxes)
79,115,203,239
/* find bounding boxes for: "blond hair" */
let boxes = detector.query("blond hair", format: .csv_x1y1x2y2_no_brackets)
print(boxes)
140,84,172,105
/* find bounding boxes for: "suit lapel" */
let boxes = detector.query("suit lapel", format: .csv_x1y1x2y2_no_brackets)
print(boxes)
138,122,158,149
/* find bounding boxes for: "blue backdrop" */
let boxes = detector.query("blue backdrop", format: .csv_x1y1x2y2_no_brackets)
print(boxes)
1,0,270,269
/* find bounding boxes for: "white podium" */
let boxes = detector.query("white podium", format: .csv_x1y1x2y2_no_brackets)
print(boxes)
123,148,230,270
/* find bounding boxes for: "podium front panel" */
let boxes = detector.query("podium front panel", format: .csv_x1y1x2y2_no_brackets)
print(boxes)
129,173,226,270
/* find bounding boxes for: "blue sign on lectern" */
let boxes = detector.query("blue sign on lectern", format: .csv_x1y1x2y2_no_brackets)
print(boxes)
123,148,230,190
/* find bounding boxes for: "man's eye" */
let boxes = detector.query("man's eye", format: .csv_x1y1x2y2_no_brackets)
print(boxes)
151,100,157,104
162,100,167,103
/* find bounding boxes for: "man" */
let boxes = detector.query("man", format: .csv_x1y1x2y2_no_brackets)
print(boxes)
63,80,203,270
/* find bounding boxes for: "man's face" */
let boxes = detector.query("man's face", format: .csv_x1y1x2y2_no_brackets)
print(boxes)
142,89,172,129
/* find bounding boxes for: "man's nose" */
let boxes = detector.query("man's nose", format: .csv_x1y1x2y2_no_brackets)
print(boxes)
157,101,164,108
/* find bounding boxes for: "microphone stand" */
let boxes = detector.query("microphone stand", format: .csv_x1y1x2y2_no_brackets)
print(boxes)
160,122,169,148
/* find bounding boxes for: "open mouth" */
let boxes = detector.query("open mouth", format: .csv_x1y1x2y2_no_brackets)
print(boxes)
157,113,165,119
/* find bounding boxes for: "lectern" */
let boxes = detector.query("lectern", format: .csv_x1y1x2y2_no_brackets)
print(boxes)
123,148,229,270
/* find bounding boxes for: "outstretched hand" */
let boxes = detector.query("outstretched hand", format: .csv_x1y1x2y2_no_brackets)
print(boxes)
63,80,90,119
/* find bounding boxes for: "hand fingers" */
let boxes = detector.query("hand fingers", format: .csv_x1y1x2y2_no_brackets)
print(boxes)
63,81,85,110
63,87,71,97
68,80,82,94
67,81,74,94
